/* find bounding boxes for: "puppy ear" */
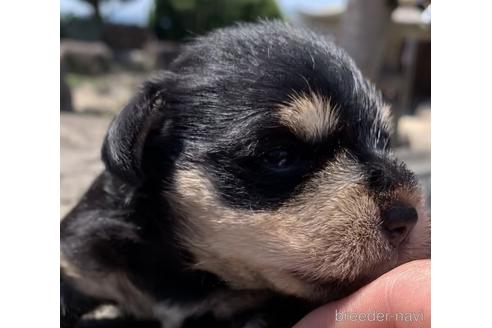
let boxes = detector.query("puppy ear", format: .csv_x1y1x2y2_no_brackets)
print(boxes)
102,72,176,184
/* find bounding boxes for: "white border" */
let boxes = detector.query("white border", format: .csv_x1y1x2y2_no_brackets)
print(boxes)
0,1,59,326
433,0,492,327
1,0,492,327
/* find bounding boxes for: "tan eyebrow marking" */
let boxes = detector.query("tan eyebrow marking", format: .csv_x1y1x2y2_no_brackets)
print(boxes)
278,92,340,142
379,104,394,133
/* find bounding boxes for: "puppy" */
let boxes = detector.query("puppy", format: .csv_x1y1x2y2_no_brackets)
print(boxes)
60,21,430,328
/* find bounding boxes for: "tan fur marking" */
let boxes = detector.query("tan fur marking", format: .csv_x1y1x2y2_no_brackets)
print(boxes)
380,104,392,123
380,104,394,133
279,93,339,142
165,152,430,301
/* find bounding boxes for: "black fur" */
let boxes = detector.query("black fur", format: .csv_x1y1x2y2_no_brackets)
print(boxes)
61,21,415,328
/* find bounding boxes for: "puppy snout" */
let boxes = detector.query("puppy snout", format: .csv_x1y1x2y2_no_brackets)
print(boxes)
382,202,418,247
364,155,417,194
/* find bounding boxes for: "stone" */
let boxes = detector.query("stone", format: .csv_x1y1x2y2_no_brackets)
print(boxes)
61,40,113,75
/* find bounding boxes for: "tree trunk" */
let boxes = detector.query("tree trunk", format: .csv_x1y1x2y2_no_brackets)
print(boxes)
86,0,102,25
336,0,393,82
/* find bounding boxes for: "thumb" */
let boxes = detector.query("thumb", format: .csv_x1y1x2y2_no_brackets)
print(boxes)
292,260,430,328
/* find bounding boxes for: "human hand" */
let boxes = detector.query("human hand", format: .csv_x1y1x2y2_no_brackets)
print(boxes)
293,260,430,328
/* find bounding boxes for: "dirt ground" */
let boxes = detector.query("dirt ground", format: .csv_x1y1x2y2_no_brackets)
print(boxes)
61,112,111,216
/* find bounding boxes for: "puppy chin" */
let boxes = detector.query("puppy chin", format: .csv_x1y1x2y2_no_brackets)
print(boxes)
276,226,429,303
279,269,385,303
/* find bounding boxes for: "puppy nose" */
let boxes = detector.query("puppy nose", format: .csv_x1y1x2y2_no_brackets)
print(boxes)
382,203,418,247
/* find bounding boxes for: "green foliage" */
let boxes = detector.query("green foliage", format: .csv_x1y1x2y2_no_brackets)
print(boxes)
150,0,282,40
61,14,103,40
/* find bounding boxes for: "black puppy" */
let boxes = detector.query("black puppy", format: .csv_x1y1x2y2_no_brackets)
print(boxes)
61,21,430,328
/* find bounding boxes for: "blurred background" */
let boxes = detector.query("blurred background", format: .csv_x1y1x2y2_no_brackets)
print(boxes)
60,0,431,217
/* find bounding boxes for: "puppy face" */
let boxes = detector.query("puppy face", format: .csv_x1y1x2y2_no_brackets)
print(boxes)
104,22,430,302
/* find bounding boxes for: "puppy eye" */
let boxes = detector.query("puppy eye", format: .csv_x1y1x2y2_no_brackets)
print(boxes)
262,148,301,172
